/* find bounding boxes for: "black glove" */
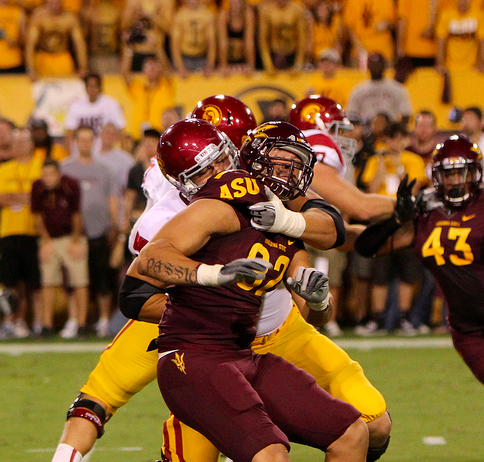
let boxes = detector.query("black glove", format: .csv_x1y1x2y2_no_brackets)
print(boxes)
394,174,418,223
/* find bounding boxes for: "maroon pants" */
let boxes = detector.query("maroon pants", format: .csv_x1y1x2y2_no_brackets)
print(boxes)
451,327,484,384
158,348,360,462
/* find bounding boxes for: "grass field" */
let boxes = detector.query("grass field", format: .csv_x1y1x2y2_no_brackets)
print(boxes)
1,335,483,462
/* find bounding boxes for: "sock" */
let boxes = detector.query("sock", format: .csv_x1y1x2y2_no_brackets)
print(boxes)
52,443,82,462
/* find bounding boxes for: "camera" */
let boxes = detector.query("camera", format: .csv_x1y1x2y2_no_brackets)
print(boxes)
126,19,150,45
448,107,462,124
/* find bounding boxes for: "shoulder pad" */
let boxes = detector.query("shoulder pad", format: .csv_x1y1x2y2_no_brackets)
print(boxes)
417,187,443,214
191,170,269,206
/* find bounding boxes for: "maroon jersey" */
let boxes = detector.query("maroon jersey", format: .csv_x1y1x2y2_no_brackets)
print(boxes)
30,175,81,238
157,170,304,350
414,190,484,333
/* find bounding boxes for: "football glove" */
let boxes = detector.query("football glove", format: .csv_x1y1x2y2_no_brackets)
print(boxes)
249,186,306,237
197,258,273,286
394,174,418,223
287,267,330,311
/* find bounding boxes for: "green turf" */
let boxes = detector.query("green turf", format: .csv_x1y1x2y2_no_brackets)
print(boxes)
1,341,483,461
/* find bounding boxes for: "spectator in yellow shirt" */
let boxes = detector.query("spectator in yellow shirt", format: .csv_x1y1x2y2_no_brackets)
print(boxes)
0,127,43,339
121,53,176,139
25,0,88,80
436,0,484,73
170,0,217,78
258,0,307,73
343,0,396,62
357,122,426,337
308,0,343,65
0,0,27,74
306,48,350,107
395,0,438,83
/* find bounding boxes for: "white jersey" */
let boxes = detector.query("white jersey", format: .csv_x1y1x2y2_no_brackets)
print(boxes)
65,94,126,134
303,128,346,177
142,156,174,207
131,184,293,337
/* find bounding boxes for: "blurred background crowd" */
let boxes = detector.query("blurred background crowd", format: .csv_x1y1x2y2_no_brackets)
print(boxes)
0,0,483,340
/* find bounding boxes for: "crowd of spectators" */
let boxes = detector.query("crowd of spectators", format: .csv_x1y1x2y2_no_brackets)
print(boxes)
0,0,484,340
0,0,483,78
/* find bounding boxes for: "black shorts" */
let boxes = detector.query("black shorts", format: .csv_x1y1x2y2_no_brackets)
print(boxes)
88,235,111,295
372,248,421,285
0,235,40,290
158,348,360,462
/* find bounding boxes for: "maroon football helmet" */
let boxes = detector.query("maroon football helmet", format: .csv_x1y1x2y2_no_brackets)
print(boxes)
157,118,239,196
240,121,316,201
289,95,356,158
432,135,483,208
191,94,257,149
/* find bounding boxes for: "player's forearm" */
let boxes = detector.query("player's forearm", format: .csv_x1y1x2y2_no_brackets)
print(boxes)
358,193,396,221
137,239,200,285
298,208,339,250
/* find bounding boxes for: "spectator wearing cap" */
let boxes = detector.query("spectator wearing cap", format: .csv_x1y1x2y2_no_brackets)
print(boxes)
308,1,343,65
343,0,396,62
306,48,349,107
346,53,413,126
30,119,68,163
460,106,484,156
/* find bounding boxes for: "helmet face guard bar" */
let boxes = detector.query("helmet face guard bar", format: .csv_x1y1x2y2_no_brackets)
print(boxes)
433,157,482,207
169,135,239,197
249,138,314,201
314,115,357,160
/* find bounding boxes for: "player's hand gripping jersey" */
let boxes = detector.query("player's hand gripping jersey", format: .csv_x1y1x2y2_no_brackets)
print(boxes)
157,170,304,351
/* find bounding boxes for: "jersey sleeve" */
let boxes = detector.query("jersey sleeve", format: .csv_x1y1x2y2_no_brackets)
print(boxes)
191,170,270,209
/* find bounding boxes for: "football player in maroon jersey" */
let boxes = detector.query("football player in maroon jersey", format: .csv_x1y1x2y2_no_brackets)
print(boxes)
129,120,369,462
356,135,484,385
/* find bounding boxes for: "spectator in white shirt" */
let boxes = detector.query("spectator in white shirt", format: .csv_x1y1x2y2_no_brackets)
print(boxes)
64,73,126,155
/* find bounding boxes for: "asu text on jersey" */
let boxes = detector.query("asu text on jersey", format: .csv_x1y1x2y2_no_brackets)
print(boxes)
157,170,304,351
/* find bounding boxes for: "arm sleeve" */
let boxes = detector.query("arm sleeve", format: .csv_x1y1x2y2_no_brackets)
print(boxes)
300,198,346,248
354,215,401,257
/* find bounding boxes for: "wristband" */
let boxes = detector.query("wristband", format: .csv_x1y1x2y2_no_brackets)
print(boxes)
278,209,306,238
196,263,223,286
307,295,330,312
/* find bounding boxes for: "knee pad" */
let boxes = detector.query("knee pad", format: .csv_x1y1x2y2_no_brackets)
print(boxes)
367,435,390,462
67,397,107,438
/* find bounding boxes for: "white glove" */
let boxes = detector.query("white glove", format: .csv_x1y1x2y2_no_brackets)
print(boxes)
287,267,330,311
197,258,273,286
249,186,306,238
